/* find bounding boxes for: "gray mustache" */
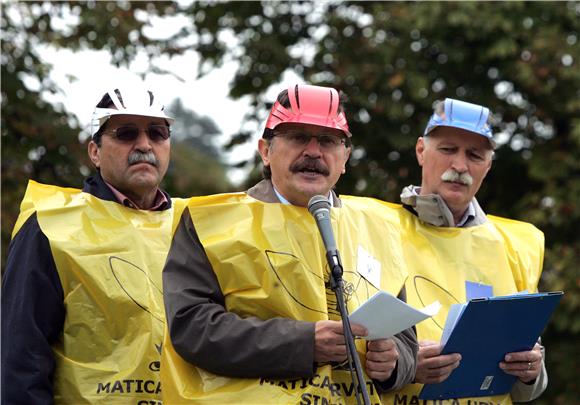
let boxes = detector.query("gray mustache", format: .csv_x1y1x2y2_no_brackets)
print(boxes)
441,169,473,186
128,151,158,167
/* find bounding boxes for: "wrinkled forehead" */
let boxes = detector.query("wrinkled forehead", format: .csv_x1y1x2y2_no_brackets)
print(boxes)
427,126,494,150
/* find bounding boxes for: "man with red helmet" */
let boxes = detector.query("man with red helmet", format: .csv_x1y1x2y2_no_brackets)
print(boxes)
255,83,352,207
161,84,417,403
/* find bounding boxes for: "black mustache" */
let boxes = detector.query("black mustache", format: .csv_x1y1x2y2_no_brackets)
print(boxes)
290,158,329,176
128,151,158,167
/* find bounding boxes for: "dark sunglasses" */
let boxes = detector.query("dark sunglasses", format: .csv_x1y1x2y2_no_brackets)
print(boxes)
107,125,171,143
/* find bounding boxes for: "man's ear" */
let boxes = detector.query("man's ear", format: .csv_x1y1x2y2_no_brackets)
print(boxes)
258,138,271,167
416,137,426,167
88,141,101,168
342,146,351,174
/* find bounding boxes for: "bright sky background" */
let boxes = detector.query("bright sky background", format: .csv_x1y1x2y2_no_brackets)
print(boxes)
31,37,302,183
35,45,303,185
34,46,244,184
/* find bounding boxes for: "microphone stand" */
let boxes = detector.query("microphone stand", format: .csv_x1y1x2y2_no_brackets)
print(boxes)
326,250,371,405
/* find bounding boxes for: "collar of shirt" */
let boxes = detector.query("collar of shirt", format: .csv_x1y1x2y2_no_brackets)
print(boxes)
401,185,475,227
104,180,168,211
273,187,334,207
456,199,476,227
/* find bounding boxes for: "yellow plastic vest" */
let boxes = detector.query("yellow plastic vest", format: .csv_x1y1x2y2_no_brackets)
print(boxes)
13,180,187,404
379,205,544,405
161,193,408,404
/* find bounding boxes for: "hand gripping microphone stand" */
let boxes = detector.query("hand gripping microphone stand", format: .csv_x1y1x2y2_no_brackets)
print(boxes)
308,195,371,405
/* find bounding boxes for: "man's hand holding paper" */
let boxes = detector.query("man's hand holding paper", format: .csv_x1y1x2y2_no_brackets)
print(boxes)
313,320,368,363
365,338,399,381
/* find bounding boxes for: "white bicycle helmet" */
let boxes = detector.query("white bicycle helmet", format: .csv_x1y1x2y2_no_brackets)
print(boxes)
90,87,174,137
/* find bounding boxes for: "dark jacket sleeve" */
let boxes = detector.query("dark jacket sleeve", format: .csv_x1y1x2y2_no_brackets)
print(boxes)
1,213,65,405
373,287,418,393
163,209,316,379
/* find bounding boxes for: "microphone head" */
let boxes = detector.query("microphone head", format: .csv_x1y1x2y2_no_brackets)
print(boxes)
308,195,331,216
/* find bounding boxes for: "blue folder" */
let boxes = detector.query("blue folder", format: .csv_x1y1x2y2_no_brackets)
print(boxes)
419,291,563,400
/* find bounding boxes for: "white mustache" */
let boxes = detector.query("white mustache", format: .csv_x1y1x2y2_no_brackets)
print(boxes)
441,169,473,186
128,151,158,167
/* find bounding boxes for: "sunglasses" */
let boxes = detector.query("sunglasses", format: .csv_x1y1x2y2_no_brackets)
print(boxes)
106,125,171,143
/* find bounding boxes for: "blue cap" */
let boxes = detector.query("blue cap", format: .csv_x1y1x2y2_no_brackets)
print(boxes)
424,98,494,147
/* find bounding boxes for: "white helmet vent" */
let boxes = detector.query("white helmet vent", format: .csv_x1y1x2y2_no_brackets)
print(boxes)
90,86,174,137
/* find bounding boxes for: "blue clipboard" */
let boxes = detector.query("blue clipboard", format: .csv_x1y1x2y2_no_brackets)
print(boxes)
419,291,563,400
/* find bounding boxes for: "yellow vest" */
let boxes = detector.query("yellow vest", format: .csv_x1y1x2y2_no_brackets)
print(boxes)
161,193,408,404
14,180,187,404
376,204,544,405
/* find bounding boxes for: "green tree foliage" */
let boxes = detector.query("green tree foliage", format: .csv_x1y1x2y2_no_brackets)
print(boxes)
1,1,578,403
164,98,231,196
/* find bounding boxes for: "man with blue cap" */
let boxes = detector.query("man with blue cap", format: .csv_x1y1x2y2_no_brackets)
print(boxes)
382,99,548,404
402,98,496,228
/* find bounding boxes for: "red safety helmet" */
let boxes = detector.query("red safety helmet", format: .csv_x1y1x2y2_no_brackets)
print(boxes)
264,84,351,138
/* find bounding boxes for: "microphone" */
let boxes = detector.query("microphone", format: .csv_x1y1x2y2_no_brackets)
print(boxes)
308,195,371,405
308,195,342,279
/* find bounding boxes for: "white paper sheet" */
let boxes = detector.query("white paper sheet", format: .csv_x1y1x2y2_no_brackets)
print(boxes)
440,302,467,346
349,291,441,340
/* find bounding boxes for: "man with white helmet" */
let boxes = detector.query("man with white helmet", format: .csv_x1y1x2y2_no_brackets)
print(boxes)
382,99,548,404
2,86,182,404
160,84,417,404
88,87,173,210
